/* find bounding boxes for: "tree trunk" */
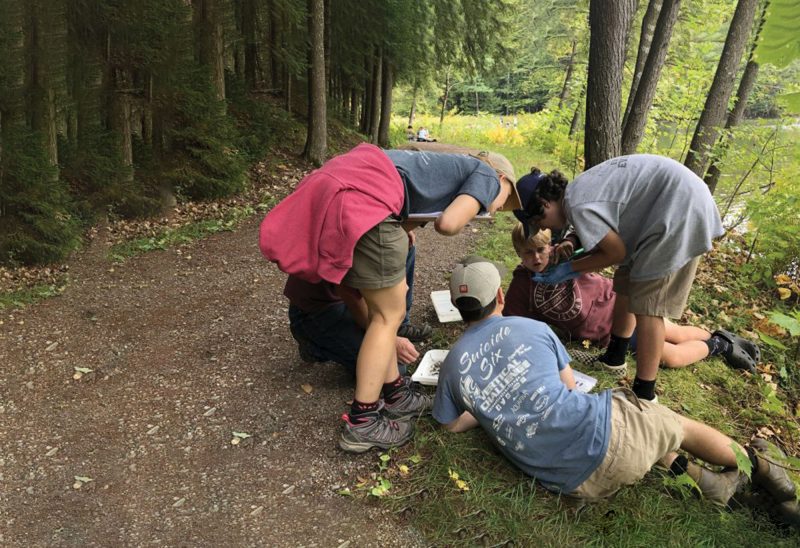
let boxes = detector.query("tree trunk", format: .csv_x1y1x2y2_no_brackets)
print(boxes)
377,58,393,147
474,90,480,115
268,1,280,89
25,1,60,181
557,39,578,110
703,2,767,194
584,0,637,168
193,0,226,110
303,0,327,165
142,73,153,146
369,50,381,144
242,0,257,89
350,87,359,127
360,55,373,133
324,0,331,91
623,0,663,128
439,66,451,126
684,0,760,176
620,0,681,155
109,68,133,182
408,80,418,127
569,85,586,138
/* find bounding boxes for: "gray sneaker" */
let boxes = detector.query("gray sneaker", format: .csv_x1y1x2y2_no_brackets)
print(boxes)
339,413,414,453
383,379,434,420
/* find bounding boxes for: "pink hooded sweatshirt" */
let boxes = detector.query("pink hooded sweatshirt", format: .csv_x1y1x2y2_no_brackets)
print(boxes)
259,143,404,284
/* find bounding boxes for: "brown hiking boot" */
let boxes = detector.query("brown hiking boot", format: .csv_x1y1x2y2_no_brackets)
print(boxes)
750,438,797,503
689,463,747,507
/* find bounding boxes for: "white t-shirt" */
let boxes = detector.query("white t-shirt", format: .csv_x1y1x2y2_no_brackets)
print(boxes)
565,154,723,281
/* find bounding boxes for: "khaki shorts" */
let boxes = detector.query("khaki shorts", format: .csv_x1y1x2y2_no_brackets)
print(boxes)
570,389,684,500
341,220,408,289
613,257,700,319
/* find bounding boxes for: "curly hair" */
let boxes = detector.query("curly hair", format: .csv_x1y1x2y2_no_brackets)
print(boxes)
523,169,569,217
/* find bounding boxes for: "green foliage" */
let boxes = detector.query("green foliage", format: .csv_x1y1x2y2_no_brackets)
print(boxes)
108,205,254,261
0,281,67,310
59,130,160,219
160,67,247,200
0,128,81,265
754,0,800,69
737,128,800,284
226,76,297,161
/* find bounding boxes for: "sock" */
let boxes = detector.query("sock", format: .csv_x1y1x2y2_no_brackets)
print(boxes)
382,376,406,404
349,399,380,423
669,455,690,477
705,335,731,357
601,334,631,365
632,377,656,400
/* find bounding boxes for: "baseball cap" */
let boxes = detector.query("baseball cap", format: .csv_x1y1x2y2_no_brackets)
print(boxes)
512,170,546,237
449,256,507,311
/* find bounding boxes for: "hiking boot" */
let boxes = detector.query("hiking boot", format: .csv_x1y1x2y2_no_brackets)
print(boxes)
383,378,434,420
772,500,800,529
339,413,415,453
750,438,797,503
397,323,433,342
690,464,747,507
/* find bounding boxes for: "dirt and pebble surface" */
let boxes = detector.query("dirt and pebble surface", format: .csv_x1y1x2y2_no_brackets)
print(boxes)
0,153,484,546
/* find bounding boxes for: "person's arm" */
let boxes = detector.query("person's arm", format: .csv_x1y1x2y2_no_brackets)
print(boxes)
434,194,481,235
559,364,577,390
335,285,369,330
571,230,626,274
443,411,480,433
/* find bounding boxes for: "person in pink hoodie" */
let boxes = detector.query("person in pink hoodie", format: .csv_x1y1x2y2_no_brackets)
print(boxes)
260,142,520,452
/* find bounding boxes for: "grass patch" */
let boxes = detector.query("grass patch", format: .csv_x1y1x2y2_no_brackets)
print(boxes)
108,204,259,262
379,199,800,544
0,281,68,310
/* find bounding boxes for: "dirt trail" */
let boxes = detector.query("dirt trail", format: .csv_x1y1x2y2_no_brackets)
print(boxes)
0,209,481,546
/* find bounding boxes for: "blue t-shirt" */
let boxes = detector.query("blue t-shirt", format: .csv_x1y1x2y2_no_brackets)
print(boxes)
433,315,611,493
383,149,500,218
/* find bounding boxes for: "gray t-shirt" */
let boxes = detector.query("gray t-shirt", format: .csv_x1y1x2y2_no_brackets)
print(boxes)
565,154,723,281
433,315,611,493
383,149,500,217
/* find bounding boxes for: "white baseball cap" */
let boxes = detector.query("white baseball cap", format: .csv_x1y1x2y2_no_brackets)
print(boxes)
449,256,506,310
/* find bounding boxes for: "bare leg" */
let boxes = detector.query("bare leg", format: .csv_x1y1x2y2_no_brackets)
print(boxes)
610,293,636,338
660,320,712,368
354,281,408,403
679,415,743,467
664,319,711,344
633,314,665,382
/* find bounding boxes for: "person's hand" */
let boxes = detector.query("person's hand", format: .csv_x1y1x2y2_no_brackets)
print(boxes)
396,337,419,364
552,240,574,264
408,229,417,248
531,262,579,284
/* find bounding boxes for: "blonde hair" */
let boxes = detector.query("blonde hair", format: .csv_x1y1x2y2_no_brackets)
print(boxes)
511,223,552,254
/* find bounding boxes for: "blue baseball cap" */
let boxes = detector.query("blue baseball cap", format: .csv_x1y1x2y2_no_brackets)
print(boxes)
512,171,545,237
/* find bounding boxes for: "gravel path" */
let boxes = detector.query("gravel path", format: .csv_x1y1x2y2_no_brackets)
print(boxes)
0,202,483,546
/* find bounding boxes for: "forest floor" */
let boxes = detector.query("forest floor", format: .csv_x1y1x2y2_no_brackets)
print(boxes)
0,143,484,546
